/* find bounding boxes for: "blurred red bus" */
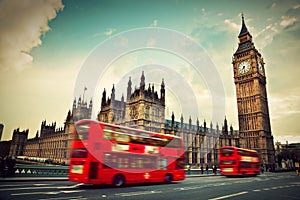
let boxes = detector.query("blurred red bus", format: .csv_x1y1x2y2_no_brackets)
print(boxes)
219,146,260,177
69,119,185,186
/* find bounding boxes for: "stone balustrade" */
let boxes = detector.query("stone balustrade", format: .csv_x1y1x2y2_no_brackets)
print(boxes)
13,164,69,177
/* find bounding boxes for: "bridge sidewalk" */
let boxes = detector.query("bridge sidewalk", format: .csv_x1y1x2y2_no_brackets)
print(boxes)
0,173,218,182
0,176,68,182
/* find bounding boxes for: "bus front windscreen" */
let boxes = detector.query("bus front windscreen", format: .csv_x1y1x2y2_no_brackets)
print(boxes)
221,148,234,157
75,123,90,140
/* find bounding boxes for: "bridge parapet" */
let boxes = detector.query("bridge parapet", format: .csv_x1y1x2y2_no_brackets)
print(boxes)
13,164,69,177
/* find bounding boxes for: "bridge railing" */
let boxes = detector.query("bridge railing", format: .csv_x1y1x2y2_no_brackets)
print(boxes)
8,165,219,178
13,164,69,177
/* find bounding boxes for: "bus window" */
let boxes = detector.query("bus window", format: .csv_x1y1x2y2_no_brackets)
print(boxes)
115,128,130,143
238,149,258,157
103,153,116,168
130,133,146,145
221,148,234,156
71,148,88,158
75,123,90,140
176,157,185,169
160,158,167,170
104,153,157,169
104,126,113,140
143,157,156,169
152,138,165,147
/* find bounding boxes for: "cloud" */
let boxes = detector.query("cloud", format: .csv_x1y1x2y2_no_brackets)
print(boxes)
275,135,300,144
103,28,116,36
255,23,278,49
271,3,276,9
269,95,300,119
201,8,207,16
150,19,158,27
293,4,300,9
224,19,240,31
280,15,298,28
0,0,64,71
254,4,299,49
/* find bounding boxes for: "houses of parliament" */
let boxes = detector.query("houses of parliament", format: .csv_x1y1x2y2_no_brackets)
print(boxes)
1,16,275,169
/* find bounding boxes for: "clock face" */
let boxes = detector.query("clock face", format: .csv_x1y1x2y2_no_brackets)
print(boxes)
238,60,251,74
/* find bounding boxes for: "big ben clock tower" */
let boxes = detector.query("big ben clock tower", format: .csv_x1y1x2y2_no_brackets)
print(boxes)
232,14,275,169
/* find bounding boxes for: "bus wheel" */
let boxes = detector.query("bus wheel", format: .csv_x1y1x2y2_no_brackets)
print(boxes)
164,174,173,183
113,174,125,187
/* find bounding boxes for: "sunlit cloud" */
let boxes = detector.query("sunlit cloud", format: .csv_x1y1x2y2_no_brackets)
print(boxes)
280,15,297,28
255,23,278,49
293,4,300,9
271,3,276,8
201,8,207,16
103,28,117,36
0,0,64,72
269,95,300,119
274,136,300,144
224,19,239,31
150,19,158,27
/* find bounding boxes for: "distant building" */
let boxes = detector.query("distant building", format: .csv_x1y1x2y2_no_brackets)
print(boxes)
97,71,239,167
7,98,92,164
98,71,165,133
23,118,73,164
275,141,300,169
72,96,93,122
9,128,29,157
164,116,239,167
0,140,11,157
0,123,3,141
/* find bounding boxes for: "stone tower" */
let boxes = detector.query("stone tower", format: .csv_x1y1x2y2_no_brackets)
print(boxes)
232,14,275,169
125,71,165,133
98,71,165,133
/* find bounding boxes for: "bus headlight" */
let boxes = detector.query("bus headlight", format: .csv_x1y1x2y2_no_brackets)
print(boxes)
71,165,83,174
222,168,233,172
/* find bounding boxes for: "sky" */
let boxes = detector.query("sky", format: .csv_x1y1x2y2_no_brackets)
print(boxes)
0,0,300,144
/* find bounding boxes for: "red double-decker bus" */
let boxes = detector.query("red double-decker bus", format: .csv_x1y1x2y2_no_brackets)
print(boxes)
219,146,260,177
69,119,185,186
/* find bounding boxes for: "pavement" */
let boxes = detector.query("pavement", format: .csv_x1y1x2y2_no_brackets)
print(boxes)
0,176,69,182
0,173,217,182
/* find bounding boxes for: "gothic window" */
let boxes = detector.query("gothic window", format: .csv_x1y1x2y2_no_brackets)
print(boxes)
254,139,258,148
130,106,138,119
155,108,159,120
145,106,150,120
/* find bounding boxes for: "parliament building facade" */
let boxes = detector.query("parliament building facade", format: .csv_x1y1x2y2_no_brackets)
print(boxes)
5,16,275,169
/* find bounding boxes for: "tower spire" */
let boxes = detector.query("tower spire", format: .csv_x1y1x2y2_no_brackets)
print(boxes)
82,86,87,103
111,84,115,100
140,71,145,91
239,12,250,37
127,76,132,100
235,13,253,55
